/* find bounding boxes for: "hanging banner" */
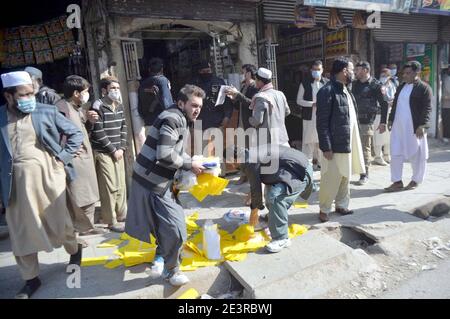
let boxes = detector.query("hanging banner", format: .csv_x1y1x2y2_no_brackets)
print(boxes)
410,0,450,16
304,0,412,14
294,4,317,28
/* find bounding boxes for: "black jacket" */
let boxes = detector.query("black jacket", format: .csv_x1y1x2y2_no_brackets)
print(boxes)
234,82,259,130
240,145,313,210
352,77,388,125
36,86,61,105
138,74,174,126
194,75,233,130
316,79,358,154
300,76,329,120
389,79,432,132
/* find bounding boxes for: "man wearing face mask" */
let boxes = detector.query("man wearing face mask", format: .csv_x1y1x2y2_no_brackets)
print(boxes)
56,76,105,237
24,66,61,105
388,63,400,87
373,68,397,166
89,77,128,233
194,61,233,164
297,60,328,169
225,64,259,185
352,61,389,185
125,85,206,287
316,58,365,223
0,71,84,299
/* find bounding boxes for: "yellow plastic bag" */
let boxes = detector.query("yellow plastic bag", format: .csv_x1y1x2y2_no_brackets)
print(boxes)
97,239,124,248
293,201,309,209
81,256,109,267
232,224,255,242
189,174,229,202
288,224,309,238
122,251,155,267
104,259,124,269
177,288,199,299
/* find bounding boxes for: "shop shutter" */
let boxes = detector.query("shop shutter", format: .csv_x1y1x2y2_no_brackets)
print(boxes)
441,20,450,42
373,12,439,43
262,0,354,25
107,0,256,22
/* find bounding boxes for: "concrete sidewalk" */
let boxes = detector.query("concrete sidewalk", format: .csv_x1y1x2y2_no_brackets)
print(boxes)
0,139,449,299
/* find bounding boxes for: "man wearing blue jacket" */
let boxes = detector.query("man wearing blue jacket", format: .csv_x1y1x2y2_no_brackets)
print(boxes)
0,71,83,299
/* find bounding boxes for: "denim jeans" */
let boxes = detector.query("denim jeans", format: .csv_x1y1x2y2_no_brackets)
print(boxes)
264,183,301,241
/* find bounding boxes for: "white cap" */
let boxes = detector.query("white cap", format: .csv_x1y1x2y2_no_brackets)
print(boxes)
1,71,33,88
24,66,43,79
257,67,272,80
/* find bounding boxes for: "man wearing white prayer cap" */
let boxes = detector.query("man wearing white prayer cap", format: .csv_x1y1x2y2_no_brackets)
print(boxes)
24,66,61,105
0,71,83,299
246,67,292,240
249,67,291,147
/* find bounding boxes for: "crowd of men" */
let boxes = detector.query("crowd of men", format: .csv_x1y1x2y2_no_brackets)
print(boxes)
0,56,433,298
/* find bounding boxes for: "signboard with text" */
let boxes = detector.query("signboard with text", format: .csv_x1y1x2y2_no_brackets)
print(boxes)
304,0,412,13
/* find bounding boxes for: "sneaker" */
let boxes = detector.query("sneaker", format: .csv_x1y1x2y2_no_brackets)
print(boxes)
383,155,391,164
356,175,369,186
150,256,164,277
164,271,190,286
108,224,125,233
373,157,388,166
265,238,291,253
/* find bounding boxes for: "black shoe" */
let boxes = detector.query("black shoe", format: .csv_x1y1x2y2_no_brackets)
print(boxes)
335,208,354,215
68,244,83,267
15,277,41,299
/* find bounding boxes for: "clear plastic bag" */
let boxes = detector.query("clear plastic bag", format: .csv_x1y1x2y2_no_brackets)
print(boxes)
174,170,198,191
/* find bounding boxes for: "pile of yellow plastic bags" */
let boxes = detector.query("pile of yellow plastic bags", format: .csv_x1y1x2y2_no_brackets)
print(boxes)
81,212,309,272
188,173,229,202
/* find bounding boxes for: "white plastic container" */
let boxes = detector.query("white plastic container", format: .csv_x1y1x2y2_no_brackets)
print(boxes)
202,220,221,260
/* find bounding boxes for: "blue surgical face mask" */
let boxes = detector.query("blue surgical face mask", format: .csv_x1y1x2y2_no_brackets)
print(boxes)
390,68,397,77
312,70,322,79
17,96,37,113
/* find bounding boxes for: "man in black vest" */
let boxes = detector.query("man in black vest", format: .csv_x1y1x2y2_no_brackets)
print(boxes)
297,60,328,170
352,61,389,185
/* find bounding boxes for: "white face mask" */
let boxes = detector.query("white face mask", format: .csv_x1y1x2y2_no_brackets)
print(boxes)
80,92,90,104
108,90,121,102
380,76,388,84
390,68,397,77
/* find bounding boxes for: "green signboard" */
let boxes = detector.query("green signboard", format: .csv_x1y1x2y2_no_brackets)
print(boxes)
404,43,435,92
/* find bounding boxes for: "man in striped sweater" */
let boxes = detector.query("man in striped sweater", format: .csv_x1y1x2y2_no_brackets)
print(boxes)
125,84,206,286
90,77,128,233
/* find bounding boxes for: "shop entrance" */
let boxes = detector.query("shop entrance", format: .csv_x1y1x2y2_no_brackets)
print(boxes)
135,25,214,95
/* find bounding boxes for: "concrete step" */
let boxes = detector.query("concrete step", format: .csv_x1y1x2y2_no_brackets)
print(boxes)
224,230,379,299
